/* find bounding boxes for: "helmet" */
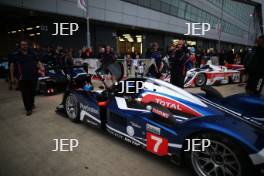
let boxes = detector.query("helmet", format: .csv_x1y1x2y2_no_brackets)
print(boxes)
83,84,93,91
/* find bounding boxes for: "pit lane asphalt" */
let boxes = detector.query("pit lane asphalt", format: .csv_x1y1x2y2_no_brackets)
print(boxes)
0,79,257,176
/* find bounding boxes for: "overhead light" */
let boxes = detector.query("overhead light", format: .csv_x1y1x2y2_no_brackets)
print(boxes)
11,31,16,34
18,30,21,32
36,26,40,28
123,34,131,38
36,33,40,35
136,35,142,38
128,38,134,42
119,37,124,41
27,27,33,30
137,38,142,43
29,33,35,36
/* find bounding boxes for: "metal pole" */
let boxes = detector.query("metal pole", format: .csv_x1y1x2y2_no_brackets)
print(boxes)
86,0,91,48
218,0,224,52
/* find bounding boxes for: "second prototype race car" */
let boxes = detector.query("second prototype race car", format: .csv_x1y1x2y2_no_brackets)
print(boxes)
37,64,88,95
162,63,241,88
57,63,264,176
184,63,241,87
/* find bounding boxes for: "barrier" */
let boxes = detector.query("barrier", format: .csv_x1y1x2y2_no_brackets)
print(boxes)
73,58,155,77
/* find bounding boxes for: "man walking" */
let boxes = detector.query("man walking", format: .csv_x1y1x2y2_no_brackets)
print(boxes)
15,40,40,116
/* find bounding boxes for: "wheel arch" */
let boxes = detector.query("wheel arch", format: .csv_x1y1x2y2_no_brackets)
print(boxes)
179,126,256,166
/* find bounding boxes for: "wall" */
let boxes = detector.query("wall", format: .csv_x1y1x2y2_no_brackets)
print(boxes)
0,0,259,46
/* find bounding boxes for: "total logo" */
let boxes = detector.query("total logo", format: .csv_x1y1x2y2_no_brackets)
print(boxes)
155,98,182,111
126,126,135,137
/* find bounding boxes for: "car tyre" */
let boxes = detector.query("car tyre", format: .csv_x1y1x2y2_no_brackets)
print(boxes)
65,94,80,122
184,132,254,176
195,73,207,87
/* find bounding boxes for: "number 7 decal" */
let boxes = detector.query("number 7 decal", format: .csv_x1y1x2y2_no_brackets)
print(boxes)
146,132,168,156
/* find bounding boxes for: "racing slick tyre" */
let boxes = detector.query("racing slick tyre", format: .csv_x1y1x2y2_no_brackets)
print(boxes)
195,73,207,87
65,94,80,122
184,132,254,176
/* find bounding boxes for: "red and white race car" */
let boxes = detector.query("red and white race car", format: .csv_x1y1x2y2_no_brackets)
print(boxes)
184,64,241,87
163,63,241,88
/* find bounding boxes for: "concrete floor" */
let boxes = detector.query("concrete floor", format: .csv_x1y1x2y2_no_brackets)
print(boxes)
0,79,260,176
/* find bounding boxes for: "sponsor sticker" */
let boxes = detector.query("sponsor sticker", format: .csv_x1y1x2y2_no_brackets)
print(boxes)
152,107,169,118
130,122,141,129
80,103,99,115
126,126,135,137
146,123,160,135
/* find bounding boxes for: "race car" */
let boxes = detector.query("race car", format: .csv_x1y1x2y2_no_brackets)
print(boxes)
184,64,241,87
38,64,88,95
57,62,264,176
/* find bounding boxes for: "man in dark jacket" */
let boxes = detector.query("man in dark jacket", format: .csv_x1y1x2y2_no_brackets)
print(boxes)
245,35,264,96
169,40,189,88
102,45,116,67
15,40,40,116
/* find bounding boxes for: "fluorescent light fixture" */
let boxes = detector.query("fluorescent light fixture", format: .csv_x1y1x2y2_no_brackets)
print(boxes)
27,27,33,30
128,38,134,42
136,35,142,38
137,38,142,43
11,31,16,34
119,37,124,41
123,34,131,38
18,30,21,32
36,33,40,35
36,26,40,28
29,33,35,36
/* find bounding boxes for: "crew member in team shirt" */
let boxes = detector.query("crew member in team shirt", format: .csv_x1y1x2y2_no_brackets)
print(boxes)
15,40,41,116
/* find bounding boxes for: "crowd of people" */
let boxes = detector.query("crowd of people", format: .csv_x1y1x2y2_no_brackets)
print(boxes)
5,35,264,116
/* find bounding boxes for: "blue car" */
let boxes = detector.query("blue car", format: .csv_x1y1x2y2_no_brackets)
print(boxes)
59,63,264,176
38,64,88,95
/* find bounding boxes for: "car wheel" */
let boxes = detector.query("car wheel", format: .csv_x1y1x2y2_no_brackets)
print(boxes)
185,133,253,176
65,94,80,122
195,73,207,87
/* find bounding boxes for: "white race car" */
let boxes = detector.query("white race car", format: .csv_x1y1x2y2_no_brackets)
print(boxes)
184,64,241,87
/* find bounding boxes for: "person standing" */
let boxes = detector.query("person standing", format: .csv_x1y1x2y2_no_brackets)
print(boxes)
245,35,264,96
15,40,40,116
169,40,189,88
103,45,116,67
149,42,163,78
8,46,19,90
